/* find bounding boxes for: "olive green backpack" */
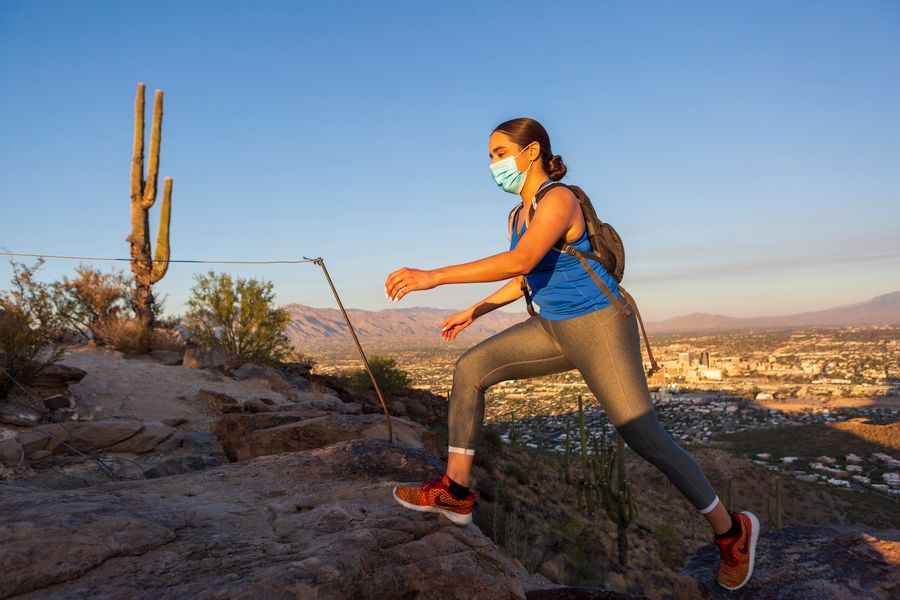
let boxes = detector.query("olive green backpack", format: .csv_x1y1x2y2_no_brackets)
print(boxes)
507,181,661,377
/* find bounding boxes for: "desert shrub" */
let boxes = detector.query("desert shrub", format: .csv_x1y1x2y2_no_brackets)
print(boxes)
348,354,411,398
182,270,291,364
94,315,143,353
47,262,174,350
0,258,73,397
287,349,318,369
652,522,685,569
86,316,185,354
434,424,449,449
50,264,132,344
481,425,503,454
505,463,530,485
150,325,185,350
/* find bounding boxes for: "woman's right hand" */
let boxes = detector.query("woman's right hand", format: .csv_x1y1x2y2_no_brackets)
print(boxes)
440,308,475,341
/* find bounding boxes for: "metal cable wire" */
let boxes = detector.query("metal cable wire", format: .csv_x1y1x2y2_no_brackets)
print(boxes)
0,251,317,264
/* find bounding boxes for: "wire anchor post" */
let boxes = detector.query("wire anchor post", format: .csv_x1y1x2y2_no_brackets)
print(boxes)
304,256,393,444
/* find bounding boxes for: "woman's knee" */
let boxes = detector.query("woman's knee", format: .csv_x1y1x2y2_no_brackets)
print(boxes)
615,411,676,459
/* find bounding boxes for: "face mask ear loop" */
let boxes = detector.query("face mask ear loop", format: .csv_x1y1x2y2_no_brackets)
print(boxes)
518,143,537,196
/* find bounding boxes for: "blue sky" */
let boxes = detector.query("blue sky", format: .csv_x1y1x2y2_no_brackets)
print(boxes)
1,1,898,322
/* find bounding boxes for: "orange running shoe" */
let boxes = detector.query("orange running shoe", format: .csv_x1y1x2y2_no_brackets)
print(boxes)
714,510,759,590
392,474,478,525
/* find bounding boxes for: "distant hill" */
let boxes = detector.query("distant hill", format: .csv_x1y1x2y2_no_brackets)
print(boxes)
282,303,528,345
281,290,900,344
644,290,900,333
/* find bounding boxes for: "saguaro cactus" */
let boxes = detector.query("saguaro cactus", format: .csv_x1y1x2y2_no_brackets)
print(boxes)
127,82,172,353
775,477,783,529
602,432,638,567
572,394,638,567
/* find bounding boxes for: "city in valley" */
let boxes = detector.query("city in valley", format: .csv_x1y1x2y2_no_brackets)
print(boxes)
310,323,900,499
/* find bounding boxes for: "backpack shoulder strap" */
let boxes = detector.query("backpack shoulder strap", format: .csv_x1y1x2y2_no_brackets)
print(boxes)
617,285,662,378
526,181,568,220
507,203,523,241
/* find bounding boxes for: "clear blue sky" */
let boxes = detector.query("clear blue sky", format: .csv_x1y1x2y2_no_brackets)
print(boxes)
1,1,898,321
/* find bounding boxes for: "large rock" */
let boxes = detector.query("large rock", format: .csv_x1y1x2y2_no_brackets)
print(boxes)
675,524,900,599
0,437,24,467
230,362,270,380
239,412,439,460
6,420,176,461
211,411,437,462
43,394,73,410
210,410,331,460
0,437,531,599
0,400,43,426
150,349,183,366
231,361,310,394
196,388,242,414
182,346,241,370
29,363,87,386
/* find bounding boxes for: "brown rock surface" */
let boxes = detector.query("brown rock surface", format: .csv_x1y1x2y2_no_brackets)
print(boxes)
234,412,439,461
674,524,900,599
0,437,532,599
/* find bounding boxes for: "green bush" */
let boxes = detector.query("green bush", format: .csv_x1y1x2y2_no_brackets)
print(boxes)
481,425,503,454
653,522,685,569
0,258,73,397
182,270,292,364
434,424,449,449
348,354,411,397
505,463,530,485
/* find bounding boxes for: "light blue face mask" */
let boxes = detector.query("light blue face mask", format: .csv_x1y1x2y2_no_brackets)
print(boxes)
490,143,537,194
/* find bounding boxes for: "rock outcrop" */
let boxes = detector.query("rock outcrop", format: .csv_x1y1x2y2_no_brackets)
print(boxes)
675,524,900,599
210,411,437,461
0,437,535,599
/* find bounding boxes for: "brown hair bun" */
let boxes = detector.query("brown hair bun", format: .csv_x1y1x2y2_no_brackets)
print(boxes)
548,154,567,181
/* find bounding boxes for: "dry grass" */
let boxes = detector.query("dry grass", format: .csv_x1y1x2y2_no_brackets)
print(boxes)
94,316,186,354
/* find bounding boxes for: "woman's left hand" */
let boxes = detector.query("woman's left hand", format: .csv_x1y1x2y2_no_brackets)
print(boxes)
385,268,438,302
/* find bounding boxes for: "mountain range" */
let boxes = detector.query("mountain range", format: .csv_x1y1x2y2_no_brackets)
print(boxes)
281,290,900,346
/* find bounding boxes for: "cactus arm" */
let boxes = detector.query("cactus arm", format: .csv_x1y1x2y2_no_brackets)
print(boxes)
150,176,172,283
142,89,164,209
131,83,145,203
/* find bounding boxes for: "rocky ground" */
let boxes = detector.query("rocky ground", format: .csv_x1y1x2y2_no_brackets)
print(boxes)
1,343,897,599
0,345,579,599
675,525,899,599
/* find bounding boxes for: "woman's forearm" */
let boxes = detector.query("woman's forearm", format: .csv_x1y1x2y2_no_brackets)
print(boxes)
469,276,526,320
433,251,524,286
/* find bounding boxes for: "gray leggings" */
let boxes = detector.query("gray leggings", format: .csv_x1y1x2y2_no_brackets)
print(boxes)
447,300,720,513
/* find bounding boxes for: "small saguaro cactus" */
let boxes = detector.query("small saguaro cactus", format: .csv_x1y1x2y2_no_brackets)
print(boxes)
562,414,573,485
601,432,638,567
775,477,783,529
127,82,173,354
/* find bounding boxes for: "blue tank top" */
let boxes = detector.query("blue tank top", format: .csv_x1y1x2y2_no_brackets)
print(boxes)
509,182,623,320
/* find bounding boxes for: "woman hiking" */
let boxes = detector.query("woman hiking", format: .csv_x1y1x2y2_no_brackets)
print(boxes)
386,117,758,591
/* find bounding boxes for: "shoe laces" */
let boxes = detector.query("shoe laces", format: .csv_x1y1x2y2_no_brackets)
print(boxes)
420,475,445,491
715,536,741,567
